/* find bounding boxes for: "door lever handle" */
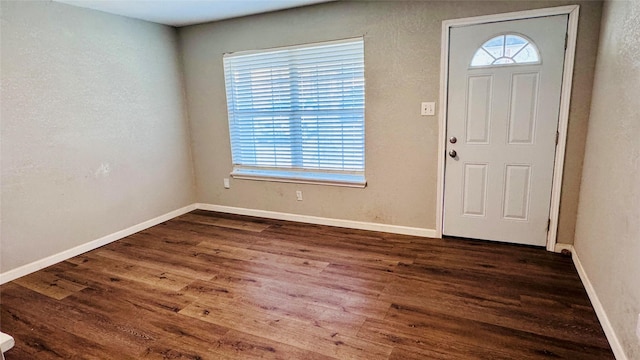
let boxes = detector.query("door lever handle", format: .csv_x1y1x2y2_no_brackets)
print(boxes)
449,150,457,158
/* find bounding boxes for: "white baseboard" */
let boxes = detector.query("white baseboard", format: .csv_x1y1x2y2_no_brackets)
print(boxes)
0,204,196,285
571,246,628,360
196,203,437,238
554,242,574,253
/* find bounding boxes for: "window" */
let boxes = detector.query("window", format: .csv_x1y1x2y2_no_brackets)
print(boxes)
470,34,540,67
223,38,365,187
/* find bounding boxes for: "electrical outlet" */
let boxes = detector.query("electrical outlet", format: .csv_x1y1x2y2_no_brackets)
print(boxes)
421,102,435,116
296,190,303,201
223,178,230,189
636,313,640,341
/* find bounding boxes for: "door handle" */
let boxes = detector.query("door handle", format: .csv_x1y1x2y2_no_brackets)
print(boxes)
449,136,457,144
449,150,457,158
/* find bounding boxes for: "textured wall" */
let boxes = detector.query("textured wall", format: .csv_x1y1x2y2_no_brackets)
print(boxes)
179,0,601,241
574,0,640,358
0,1,195,272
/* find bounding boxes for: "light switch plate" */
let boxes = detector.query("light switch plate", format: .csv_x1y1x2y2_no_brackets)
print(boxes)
421,102,435,116
223,178,230,189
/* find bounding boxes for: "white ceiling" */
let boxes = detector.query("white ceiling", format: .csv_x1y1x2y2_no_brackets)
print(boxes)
53,0,335,27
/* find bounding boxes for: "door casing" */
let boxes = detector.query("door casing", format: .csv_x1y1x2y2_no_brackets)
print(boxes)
436,5,580,251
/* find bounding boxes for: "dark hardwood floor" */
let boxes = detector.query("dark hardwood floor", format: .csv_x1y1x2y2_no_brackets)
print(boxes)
0,210,614,359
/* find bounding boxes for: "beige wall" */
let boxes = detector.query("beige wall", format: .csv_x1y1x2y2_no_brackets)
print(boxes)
0,1,195,273
574,0,640,358
179,0,601,241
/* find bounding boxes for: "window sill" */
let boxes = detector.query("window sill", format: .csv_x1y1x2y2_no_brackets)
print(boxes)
231,169,366,188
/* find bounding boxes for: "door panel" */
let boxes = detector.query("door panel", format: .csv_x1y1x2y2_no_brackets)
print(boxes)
502,164,531,220
508,72,539,144
443,15,568,246
462,163,488,216
466,75,493,144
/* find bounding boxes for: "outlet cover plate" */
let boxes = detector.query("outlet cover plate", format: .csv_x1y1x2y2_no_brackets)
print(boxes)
421,102,435,116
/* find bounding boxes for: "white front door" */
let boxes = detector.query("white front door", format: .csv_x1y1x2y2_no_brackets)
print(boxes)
443,15,568,246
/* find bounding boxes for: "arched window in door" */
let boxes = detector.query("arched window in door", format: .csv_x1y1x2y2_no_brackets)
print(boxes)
470,34,540,67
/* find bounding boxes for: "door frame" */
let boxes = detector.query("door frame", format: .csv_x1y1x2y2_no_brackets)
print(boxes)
435,5,580,251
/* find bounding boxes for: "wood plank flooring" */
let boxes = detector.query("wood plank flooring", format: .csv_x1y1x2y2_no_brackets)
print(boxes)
0,210,614,359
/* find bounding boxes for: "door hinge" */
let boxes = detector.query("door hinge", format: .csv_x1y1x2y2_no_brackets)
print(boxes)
564,32,568,50
556,131,560,145
547,219,551,232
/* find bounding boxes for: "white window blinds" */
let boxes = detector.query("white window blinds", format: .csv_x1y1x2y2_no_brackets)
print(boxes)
223,38,365,187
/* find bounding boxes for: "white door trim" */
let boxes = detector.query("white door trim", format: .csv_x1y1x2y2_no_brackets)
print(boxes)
436,5,580,251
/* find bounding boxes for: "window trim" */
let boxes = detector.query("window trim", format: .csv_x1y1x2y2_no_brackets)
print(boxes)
223,37,366,187
224,37,363,59
231,167,366,188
